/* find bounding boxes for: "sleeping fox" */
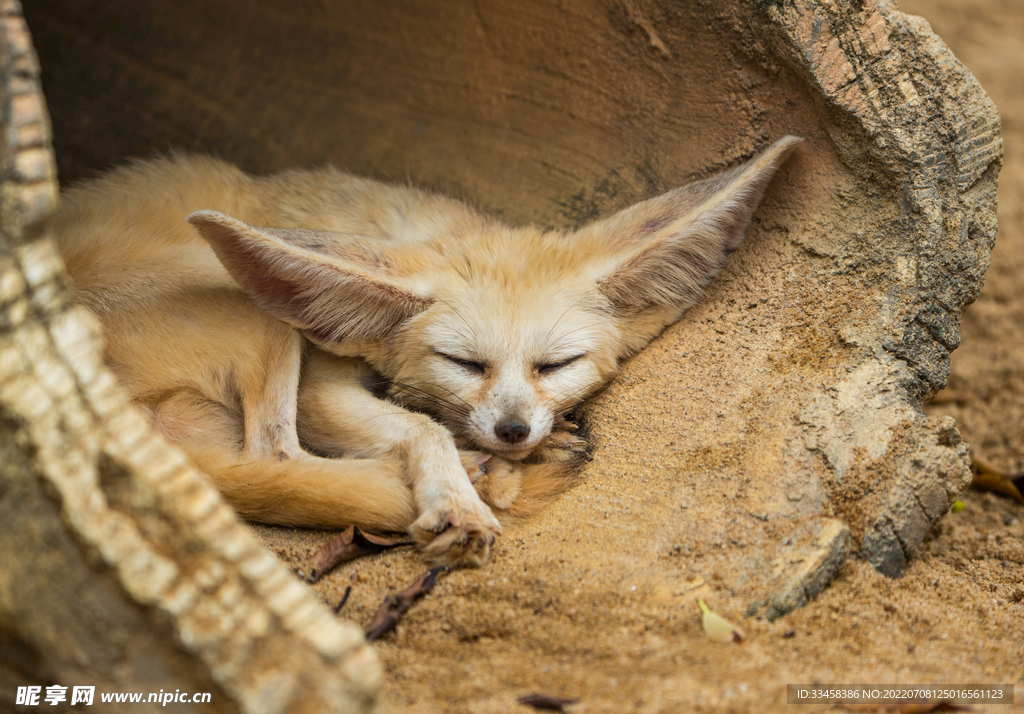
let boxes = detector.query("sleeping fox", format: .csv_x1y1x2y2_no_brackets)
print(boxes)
53,136,801,567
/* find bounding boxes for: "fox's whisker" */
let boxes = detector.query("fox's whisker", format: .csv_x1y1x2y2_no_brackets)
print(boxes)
389,382,472,420
391,381,474,414
411,381,475,413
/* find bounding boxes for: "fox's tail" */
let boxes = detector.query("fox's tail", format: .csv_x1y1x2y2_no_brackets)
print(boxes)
188,447,417,532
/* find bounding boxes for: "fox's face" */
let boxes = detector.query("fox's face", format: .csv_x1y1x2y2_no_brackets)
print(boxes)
377,266,623,459
189,136,801,459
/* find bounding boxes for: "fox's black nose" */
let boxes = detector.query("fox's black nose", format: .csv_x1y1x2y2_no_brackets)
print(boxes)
495,420,531,444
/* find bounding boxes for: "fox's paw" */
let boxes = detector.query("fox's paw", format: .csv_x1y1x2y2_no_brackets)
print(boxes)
412,520,495,568
525,426,588,464
460,450,491,484
460,451,523,510
410,497,502,568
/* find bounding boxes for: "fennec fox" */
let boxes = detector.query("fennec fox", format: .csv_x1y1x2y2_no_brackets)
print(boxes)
54,136,801,567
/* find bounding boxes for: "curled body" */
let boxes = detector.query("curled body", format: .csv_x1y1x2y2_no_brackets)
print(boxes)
53,137,800,567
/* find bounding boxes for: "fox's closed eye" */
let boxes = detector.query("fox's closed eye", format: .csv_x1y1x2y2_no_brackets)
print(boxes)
537,354,586,376
437,351,486,374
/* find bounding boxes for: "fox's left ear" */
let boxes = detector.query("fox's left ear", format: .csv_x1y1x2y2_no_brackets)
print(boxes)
584,136,802,313
187,211,433,345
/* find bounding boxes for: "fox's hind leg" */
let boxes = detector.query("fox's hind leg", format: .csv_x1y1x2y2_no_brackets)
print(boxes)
147,387,417,530
143,323,418,531
241,326,304,460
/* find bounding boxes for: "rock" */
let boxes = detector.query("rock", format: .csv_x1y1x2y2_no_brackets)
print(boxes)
764,518,851,621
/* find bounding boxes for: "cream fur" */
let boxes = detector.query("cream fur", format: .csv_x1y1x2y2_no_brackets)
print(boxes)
53,137,800,567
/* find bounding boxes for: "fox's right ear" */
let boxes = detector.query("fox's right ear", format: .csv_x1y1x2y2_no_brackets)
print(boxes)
582,136,802,314
187,211,433,344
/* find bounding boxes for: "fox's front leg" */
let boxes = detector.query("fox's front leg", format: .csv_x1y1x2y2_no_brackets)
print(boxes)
297,350,500,567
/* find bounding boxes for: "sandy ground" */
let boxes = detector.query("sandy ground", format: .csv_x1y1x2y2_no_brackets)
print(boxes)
253,2,1024,711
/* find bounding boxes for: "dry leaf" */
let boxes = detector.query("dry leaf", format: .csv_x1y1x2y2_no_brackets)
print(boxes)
971,456,1024,505
698,599,744,643
307,526,414,583
517,693,579,711
365,567,449,641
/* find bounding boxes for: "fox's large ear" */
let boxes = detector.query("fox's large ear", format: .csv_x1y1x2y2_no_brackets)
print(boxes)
187,211,432,344
586,136,802,313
